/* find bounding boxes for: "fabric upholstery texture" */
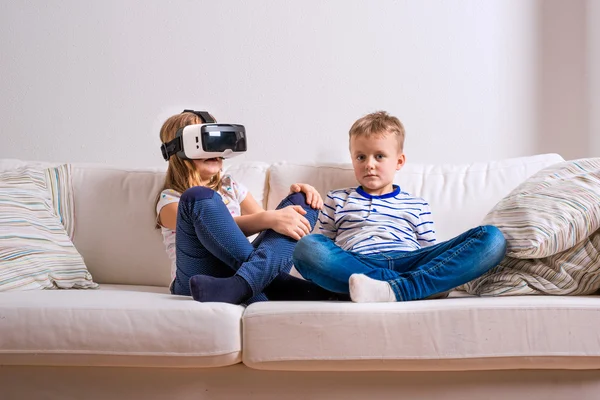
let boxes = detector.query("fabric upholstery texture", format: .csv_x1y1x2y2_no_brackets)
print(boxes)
463,230,600,296
243,296,600,370
0,284,244,367
70,162,269,287
8,154,600,375
267,154,565,241
482,158,600,259
464,158,600,296
0,165,96,291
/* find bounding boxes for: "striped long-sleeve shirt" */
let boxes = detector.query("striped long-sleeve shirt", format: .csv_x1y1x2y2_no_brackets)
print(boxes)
315,185,437,254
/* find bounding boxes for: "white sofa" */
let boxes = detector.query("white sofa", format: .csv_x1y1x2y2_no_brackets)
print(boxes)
2,153,600,400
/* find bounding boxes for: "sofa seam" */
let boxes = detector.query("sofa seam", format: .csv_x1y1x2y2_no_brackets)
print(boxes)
0,349,241,357
240,305,600,319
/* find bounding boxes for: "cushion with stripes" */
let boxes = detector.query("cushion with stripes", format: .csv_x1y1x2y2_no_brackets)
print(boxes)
0,165,97,290
462,231,600,296
482,158,600,259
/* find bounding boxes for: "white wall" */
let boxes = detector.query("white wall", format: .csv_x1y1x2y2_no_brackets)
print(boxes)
536,0,589,161
590,0,600,157
0,0,593,168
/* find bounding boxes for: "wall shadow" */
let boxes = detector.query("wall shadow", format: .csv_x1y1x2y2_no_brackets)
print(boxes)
535,0,589,160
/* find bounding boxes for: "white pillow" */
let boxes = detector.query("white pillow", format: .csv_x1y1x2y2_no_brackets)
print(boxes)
483,158,600,259
0,165,97,290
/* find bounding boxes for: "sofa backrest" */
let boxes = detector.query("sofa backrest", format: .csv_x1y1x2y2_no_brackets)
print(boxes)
68,162,269,287
0,154,563,288
267,153,564,242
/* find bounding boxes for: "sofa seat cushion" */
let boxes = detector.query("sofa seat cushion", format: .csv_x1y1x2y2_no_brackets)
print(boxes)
0,284,244,367
242,296,600,371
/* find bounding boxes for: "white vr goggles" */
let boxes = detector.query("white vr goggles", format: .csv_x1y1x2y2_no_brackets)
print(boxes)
161,110,247,161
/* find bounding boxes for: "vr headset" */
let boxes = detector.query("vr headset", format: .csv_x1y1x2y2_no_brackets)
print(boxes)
161,110,247,161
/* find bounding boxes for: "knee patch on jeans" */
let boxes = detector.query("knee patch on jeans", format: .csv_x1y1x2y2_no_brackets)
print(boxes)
286,192,308,207
181,186,215,202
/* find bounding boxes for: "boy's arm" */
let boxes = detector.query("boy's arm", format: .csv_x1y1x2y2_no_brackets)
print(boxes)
415,202,437,246
314,192,337,239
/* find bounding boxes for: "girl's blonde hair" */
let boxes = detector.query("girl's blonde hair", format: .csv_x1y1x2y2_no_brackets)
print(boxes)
155,112,222,227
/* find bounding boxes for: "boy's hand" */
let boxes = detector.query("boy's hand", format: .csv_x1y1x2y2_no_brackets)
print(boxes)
290,183,323,209
268,207,311,241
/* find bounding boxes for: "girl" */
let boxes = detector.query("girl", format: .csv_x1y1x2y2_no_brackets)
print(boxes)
156,111,340,305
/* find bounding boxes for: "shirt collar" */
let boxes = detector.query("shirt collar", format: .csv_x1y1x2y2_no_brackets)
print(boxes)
356,184,400,199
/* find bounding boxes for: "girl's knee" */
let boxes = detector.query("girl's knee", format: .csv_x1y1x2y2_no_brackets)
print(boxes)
284,192,318,228
180,186,216,203
286,192,309,207
179,187,223,221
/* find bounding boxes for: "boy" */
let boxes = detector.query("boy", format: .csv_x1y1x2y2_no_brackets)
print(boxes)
292,111,506,302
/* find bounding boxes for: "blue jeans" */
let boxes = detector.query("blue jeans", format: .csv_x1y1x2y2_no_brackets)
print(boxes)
293,225,506,301
173,187,318,303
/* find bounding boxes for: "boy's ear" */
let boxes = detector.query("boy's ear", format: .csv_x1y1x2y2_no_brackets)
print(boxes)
396,153,406,170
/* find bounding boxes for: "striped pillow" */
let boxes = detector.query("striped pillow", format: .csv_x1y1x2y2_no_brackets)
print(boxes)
482,158,600,259
462,229,600,296
0,165,97,290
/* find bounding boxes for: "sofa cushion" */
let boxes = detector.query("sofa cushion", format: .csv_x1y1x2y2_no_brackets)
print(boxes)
482,158,600,259
242,296,600,371
0,159,58,172
266,154,564,241
0,284,244,367
0,165,96,290
70,161,269,287
462,230,600,296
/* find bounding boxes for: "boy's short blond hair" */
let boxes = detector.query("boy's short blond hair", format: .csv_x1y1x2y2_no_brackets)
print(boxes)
349,111,405,151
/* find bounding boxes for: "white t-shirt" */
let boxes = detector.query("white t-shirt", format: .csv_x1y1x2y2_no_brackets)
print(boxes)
316,185,437,254
156,174,248,282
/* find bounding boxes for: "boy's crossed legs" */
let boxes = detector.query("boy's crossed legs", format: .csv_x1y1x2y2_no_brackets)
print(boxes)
293,225,506,302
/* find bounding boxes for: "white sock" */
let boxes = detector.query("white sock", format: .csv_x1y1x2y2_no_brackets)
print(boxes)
349,274,396,303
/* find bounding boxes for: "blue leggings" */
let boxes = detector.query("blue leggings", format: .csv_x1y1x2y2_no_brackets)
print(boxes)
172,186,318,303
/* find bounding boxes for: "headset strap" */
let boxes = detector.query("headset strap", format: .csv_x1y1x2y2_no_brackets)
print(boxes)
161,135,182,161
182,109,215,123
161,110,215,161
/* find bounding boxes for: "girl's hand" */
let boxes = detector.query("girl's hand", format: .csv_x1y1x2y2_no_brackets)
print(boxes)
269,206,312,241
289,183,323,209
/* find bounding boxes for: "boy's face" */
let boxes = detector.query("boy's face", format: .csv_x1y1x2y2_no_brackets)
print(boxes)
350,132,405,196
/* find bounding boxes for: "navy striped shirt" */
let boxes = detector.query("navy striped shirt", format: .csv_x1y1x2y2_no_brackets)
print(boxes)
316,185,437,254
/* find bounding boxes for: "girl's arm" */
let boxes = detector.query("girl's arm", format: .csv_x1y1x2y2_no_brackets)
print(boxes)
234,192,273,236
235,192,311,240
158,202,178,230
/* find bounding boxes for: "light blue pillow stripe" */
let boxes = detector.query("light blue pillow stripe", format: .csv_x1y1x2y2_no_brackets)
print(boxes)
0,165,97,291
463,158,600,296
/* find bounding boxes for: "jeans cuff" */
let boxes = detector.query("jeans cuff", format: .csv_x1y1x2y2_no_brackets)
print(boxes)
388,279,404,301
